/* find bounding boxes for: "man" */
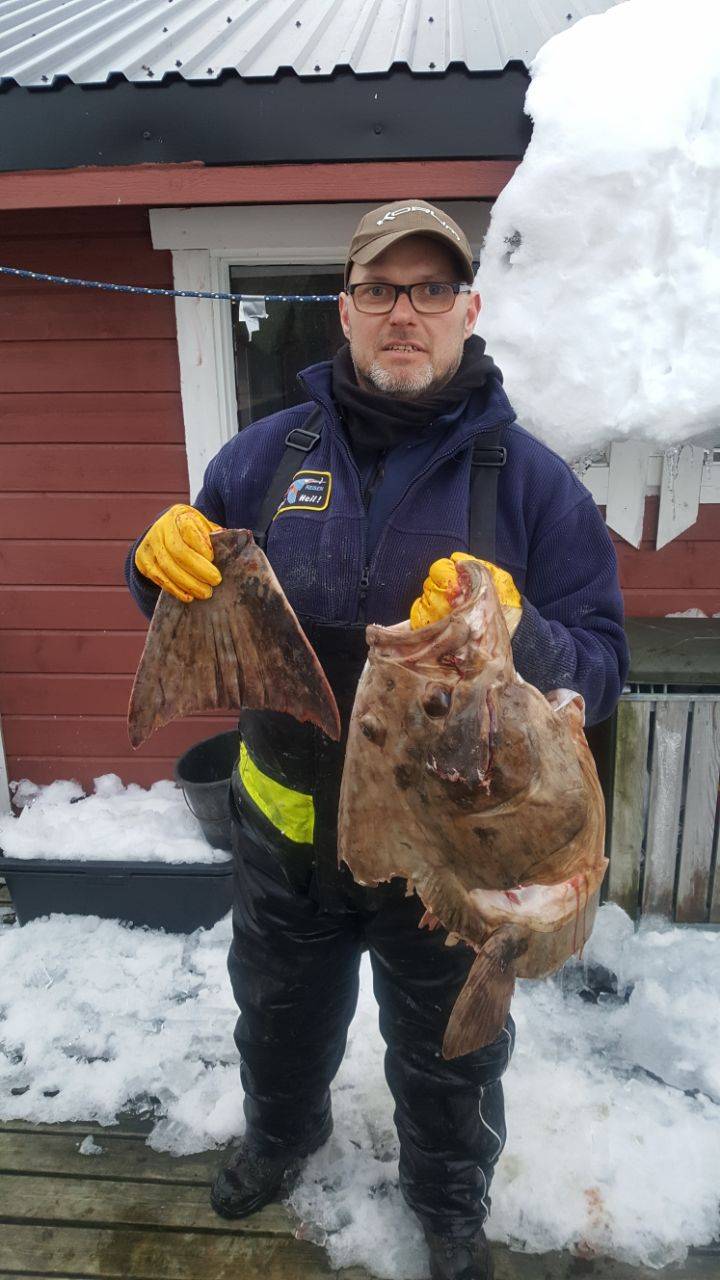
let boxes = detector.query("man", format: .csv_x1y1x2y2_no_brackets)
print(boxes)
126,200,628,1280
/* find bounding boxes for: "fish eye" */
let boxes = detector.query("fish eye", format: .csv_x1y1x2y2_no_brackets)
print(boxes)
359,713,386,746
422,684,452,718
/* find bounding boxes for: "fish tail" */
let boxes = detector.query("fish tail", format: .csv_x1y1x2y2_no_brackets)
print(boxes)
442,926,528,1060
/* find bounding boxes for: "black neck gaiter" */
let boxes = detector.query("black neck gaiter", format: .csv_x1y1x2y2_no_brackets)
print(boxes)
331,334,500,452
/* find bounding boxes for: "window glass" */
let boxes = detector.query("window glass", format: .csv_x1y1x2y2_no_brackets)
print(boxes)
230,264,345,430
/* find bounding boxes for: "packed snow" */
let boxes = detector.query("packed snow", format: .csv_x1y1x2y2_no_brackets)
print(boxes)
476,0,720,461
0,901,717,1274
0,775,228,864
78,1135,103,1156
666,609,720,618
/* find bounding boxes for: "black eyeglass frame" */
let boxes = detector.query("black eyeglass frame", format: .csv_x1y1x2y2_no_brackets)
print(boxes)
346,281,473,314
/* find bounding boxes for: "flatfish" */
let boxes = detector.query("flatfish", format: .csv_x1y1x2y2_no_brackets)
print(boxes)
338,558,607,1057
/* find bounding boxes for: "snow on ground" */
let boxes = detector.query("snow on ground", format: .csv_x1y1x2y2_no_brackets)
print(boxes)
0,775,228,863
476,0,720,460
0,901,717,1276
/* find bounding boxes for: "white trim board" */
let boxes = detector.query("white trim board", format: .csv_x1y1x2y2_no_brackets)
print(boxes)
150,202,493,498
0,713,11,813
576,451,720,505
575,446,720,547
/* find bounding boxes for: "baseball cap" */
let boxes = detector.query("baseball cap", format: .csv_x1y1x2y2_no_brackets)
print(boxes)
344,200,475,289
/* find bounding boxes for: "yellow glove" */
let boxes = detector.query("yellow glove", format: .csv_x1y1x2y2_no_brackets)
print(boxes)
135,504,223,604
410,552,522,637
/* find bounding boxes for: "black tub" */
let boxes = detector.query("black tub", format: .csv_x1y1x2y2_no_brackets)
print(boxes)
174,730,239,852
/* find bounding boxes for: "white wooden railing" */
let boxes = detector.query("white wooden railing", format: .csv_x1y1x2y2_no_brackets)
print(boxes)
607,692,720,923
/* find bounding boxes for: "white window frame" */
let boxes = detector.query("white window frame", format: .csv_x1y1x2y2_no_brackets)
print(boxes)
149,202,492,498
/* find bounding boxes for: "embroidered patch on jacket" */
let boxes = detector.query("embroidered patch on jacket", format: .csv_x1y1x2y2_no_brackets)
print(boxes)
276,470,332,515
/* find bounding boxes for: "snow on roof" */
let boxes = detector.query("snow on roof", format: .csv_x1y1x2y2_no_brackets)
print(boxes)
0,0,620,87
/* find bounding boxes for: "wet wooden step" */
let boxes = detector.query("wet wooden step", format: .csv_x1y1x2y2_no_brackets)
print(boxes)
0,1223,345,1280
0,1170,293,1236
0,1129,220,1186
0,1116,715,1280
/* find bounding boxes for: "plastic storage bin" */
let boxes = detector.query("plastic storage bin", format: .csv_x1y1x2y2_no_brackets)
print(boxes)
0,854,233,931
0,730,240,930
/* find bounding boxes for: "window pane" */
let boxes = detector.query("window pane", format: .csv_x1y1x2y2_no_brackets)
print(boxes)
230,264,345,430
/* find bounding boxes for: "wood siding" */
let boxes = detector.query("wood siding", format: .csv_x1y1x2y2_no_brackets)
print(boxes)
0,160,519,210
612,498,720,617
0,207,234,791
0,204,718,795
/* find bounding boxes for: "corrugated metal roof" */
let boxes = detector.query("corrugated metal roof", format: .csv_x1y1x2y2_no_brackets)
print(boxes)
0,0,620,87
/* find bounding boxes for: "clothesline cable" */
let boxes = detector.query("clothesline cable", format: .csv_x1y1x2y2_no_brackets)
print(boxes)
0,264,340,303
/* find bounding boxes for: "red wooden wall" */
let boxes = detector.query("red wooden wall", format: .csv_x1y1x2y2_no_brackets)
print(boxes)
0,204,718,793
0,206,233,790
611,499,720,618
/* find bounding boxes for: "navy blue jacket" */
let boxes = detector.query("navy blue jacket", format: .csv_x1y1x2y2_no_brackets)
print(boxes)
127,360,629,725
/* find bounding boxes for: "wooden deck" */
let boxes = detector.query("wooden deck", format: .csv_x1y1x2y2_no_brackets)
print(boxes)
1,881,717,1280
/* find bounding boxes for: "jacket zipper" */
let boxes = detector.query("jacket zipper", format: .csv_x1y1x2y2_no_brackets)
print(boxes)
361,450,387,509
358,565,371,616
357,449,387,621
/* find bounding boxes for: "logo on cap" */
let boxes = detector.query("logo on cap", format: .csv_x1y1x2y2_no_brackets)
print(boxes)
375,205,461,243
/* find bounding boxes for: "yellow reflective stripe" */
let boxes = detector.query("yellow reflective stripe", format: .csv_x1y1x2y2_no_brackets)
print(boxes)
238,742,314,845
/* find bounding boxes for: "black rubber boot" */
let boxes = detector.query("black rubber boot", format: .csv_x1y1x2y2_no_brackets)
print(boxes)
210,1117,332,1220
424,1228,494,1280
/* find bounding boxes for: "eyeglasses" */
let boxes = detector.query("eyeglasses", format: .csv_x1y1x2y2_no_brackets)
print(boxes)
347,282,472,315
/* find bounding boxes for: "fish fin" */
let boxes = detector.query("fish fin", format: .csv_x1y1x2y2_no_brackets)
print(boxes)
442,926,526,1060
128,530,340,747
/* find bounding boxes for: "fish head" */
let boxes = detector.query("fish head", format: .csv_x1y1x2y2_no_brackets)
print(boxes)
364,558,524,797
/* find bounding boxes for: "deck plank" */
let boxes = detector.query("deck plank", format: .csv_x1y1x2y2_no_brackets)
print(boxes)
0,1223,341,1280
0,1130,220,1185
0,1172,294,1236
0,1120,716,1280
0,1116,154,1138
0,1221,716,1280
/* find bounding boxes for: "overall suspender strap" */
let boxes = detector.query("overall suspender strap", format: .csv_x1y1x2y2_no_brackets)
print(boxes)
468,426,507,563
252,407,506,559
252,407,324,550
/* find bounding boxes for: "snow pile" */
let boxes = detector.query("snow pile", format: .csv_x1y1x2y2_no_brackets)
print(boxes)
0,903,718,1273
0,774,228,864
666,608,720,618
0,913,241,1150
476,0,720,460
488,906,720,1269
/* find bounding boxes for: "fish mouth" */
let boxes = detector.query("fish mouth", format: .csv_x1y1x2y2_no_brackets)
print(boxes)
426,753,492,791
425,688,496,790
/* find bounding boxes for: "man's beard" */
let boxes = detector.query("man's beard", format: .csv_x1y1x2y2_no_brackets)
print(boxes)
356,350,462,401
